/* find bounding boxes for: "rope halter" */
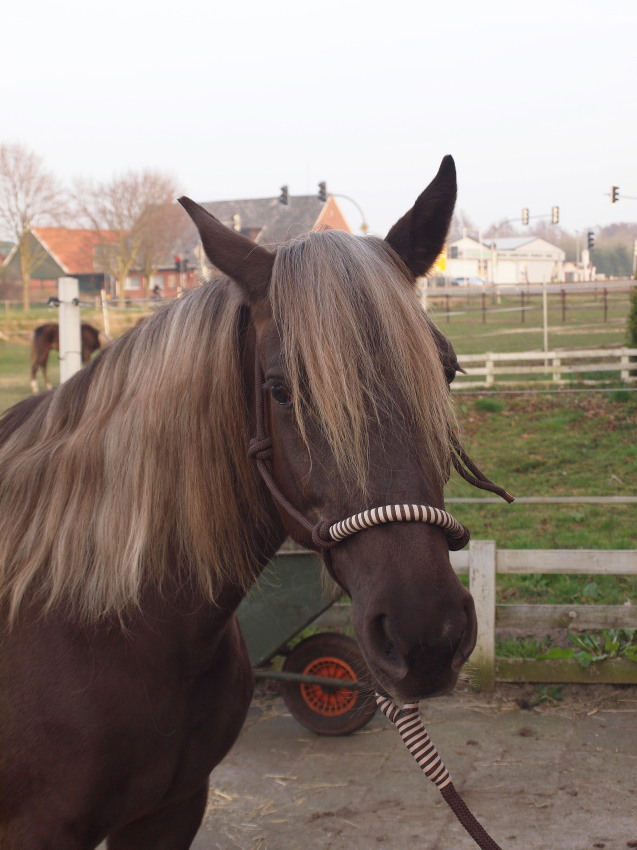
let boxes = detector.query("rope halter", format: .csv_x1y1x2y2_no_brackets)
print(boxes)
248,340,513,554
248,341,510,850
325,502,469,550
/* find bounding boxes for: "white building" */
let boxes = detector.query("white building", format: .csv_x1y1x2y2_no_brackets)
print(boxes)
446,236,565,284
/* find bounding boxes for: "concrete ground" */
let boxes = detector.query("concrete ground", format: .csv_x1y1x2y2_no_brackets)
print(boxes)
193,683,637,850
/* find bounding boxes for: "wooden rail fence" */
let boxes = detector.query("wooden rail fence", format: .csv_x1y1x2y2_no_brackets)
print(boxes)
316,541,637,690
453,347,637,388
451,542,637,689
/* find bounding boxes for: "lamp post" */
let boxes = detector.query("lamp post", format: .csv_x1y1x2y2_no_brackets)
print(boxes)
330,193,369,235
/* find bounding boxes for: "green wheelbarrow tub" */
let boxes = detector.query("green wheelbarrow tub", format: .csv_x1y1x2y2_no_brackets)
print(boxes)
237,548,376,735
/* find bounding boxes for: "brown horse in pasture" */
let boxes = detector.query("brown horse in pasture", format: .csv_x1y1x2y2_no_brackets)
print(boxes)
30,322,107,393
0,157,493,849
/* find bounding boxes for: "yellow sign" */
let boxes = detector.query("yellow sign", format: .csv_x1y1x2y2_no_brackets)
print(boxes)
433,248,447,272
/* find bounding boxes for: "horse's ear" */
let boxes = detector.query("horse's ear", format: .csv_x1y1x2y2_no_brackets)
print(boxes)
178,197,274,303
385,155,457,279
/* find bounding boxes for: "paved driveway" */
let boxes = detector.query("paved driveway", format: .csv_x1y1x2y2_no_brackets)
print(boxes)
193,684,637,850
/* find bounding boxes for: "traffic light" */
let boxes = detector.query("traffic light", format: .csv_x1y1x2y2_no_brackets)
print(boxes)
587,231,595,250
279,185,289,205
522,208,529,226
318,181,327,202
174,256,187,272
611,186,619,203
174,255,181,272
551,206,559,224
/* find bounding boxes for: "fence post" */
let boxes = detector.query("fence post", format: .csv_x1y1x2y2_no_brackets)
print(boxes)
485,353,494,387
468,539,497,691
620,348,629,382
552,356,561,383
100,289,111,339
58,277,82,383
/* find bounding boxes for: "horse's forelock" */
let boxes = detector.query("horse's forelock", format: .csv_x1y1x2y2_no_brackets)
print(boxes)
269,230,457,495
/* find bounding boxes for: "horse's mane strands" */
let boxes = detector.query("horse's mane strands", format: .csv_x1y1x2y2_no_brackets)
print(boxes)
270,230,457,496
0,282,270,624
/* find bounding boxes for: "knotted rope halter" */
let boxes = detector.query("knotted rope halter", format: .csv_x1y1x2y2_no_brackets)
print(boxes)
247,343,513,553
248,341,511,849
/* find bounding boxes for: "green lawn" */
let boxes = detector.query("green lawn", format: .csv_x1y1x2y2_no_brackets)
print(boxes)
429,290,630,354
447,390,637,605
0,304,148,409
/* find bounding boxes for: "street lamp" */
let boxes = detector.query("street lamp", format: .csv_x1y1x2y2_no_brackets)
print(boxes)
330,193,369,235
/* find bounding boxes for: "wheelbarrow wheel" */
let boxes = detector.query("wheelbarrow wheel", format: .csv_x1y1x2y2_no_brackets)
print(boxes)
280,632,376,736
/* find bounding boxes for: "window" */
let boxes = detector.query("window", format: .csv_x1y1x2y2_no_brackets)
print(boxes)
125,275,141,291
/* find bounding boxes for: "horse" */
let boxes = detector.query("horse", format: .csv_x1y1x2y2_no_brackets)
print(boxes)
29,322,107,394
0,156,490,849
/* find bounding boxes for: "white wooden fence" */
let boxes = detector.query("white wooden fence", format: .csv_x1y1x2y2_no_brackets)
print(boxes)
316,541,637,690
453,347,637,388
450,541,637,689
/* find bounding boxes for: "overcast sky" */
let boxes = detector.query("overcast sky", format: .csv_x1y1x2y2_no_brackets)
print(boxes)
3,0,636,237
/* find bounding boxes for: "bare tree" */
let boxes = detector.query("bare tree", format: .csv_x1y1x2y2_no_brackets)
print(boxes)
136,201,190,298
447,209,479,243
74,171,180,301
484,218,520,239
0,143,68,309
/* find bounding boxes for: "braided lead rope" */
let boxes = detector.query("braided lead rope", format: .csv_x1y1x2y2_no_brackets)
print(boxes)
327,503,470,551
376,694,504,850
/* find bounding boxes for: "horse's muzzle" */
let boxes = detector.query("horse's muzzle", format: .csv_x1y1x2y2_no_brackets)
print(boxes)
357,590,477,702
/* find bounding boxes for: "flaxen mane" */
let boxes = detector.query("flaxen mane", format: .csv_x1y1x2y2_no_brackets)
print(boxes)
0,231,456,624
0,280,269,624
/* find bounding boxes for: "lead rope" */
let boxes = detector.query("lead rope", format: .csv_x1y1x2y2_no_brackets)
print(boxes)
376,695,504,850
249,340,509,848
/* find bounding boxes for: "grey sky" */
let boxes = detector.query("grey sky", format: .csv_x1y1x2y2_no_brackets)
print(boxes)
4,0,635,237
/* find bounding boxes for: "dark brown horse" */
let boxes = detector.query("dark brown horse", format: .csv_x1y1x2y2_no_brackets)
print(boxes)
0,157,480,849
30,322,107,393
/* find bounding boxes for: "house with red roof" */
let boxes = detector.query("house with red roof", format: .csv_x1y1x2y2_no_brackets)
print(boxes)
0,228,119,301
0,192,351,302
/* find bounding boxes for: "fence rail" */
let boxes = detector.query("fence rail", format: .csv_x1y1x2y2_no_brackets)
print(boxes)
315,542,637,690
453,346,637,387
451,541,637,689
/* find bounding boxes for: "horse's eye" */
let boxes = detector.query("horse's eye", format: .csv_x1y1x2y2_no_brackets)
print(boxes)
271,383,292,407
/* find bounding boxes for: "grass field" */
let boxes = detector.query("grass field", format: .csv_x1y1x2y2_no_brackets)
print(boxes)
447,390,637,606
428,289,630,354
0,304,151,409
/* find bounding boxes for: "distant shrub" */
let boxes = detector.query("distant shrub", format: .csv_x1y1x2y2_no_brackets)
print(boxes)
609,389,632,404
627,286,637,344
627,287,637,376
474,398,504,413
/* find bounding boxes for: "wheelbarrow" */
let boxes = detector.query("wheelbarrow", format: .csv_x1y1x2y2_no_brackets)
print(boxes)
236,544,377,736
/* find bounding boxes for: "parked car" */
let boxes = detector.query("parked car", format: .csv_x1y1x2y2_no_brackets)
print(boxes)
451,276,488,287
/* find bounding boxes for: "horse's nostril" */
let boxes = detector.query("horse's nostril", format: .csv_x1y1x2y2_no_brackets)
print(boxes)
376,616,399,661
383,639,399,661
